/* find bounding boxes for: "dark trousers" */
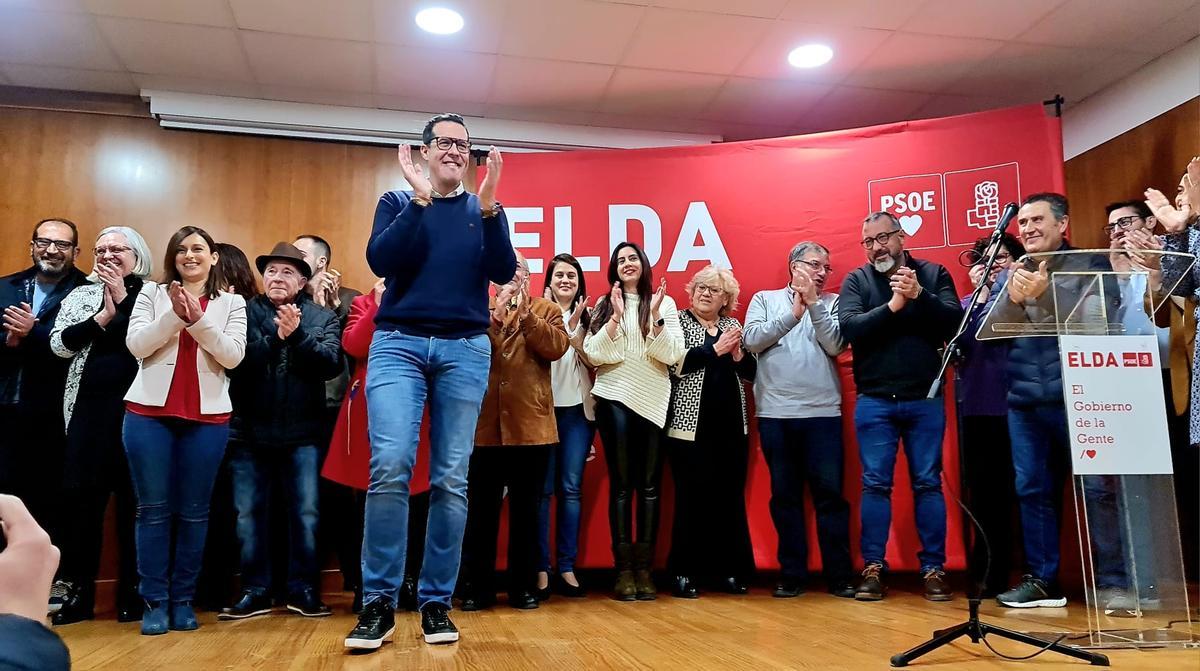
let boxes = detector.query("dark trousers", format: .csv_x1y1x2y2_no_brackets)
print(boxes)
960,415,1018,594
758,416,853,583
594,399,665,549
0,404,65,540
666,428,755,581
228,442,321,596
461,445,551,596
55,466,138,605
1165,372,1198,580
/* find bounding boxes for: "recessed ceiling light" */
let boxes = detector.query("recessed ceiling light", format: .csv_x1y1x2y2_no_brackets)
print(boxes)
788,44,833,69
415,7,464,35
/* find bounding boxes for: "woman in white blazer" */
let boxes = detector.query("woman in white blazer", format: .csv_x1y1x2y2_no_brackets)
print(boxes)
122,226,246,636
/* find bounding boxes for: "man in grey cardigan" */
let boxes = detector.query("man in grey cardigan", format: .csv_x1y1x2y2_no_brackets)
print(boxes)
744,241,854,599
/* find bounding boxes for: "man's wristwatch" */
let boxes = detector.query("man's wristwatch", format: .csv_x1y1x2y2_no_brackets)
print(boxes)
412,194,432,207
481,201,502,218
654,317,665,327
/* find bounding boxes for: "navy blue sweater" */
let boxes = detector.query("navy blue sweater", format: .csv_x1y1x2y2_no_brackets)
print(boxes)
367,189,517,339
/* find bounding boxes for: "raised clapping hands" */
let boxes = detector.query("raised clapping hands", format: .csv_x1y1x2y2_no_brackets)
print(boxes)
168,282,203,325
605,282,625,323
398,145,434,201
478,146,503,212
3,302,35,347
1008,260,1049,304
274,304,301,340
649,278,667,320
887,266,920,311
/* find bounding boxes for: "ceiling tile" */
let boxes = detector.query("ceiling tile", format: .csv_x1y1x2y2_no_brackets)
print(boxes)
242,32,372,92
130,73,262,98
601,67,726,116
0,0,85,10
1059,50,1156,104
375,46,496,103
1138,5,1200,55
948,42,1127,99
81,0,235,27
257,85,377,108
735,21,891,83
779,0,927,30
97,17,253,81
488,56,613,111
898,0,1066,40
228,0,373,41
482,104,598,127
912,93,1017,120
373,0,505,53
499,0,644,64
1,63,136,93
650,0,789,19
701,77,830,126
1016,0,1197,52
796,85,931,133
0,8,121,69
845,32,1004,93
373,94,487,117
621,7,771,75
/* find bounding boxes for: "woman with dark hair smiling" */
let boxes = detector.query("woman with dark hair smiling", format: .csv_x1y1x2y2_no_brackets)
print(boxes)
535,253,595,599
584,242,683,601
122,226,247,635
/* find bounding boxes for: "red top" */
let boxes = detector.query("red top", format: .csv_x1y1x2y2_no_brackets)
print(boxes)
127,296,230,424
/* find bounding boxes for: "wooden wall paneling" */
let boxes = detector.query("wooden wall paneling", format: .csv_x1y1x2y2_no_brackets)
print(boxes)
1064,97,1199,249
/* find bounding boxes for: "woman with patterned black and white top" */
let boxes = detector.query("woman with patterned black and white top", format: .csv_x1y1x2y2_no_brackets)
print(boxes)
583,242,684,601
665,265,756,599
47,226,154,625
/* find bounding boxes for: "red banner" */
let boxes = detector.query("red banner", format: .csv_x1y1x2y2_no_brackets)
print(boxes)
496,104,1064,572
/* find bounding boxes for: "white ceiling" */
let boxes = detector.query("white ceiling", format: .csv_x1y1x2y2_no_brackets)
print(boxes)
0,0,1196,140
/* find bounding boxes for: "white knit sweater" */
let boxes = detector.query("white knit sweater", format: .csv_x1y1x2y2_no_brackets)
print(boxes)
583,294,684,428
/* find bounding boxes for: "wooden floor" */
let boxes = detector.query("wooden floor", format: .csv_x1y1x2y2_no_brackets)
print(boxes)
58,587,1199,670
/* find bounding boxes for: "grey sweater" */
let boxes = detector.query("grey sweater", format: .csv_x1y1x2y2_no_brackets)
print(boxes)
743,287,844,419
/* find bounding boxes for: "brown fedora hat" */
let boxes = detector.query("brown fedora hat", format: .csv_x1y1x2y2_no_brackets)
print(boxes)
256,242,312,278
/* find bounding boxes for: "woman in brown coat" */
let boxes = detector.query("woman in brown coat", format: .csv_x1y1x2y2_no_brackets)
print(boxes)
459,254,570,611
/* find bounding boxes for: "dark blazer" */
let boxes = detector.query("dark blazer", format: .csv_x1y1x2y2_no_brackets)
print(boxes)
229,291,343,447
0,265,88,407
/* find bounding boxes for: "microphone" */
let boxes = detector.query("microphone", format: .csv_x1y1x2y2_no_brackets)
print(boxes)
991,202,1018,238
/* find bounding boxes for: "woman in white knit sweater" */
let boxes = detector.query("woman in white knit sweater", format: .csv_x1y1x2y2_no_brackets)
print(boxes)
583,242,684,601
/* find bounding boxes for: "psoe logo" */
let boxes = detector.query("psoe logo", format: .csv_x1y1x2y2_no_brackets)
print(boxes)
1066,351,1154,368
866,173,946,250
944,162,1021,247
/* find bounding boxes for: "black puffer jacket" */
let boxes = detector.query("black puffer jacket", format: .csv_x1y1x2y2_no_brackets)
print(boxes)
229,291,342,447
984,244,1114,407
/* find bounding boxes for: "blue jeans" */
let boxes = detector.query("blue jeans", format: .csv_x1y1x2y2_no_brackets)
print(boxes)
122,412,228,603
228,442,320,596
758,416,853,583
537,405,595,574
360,331,491,610
1008,404,1126,586
854,395,948,571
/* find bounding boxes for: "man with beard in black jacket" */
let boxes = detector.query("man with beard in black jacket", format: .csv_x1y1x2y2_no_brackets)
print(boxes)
0,218,88,552
219,242,342,621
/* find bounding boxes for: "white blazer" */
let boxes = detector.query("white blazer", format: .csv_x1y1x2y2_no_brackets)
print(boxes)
124,282,247,415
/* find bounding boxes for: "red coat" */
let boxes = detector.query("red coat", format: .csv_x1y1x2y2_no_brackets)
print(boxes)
321,292,431,493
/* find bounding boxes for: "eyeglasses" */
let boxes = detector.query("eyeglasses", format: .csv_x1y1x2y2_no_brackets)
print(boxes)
695,283,726,296
860,230,902,249
1103,215,1142,234
430,136,471,153
32,237,75,252
958,249,1013,267
94,245,132,257
794,259,833,274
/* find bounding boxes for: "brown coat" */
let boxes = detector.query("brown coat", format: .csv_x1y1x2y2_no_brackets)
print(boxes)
474,296,570,447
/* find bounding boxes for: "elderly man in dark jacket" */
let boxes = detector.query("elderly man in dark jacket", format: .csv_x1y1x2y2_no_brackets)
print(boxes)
220,242,342,620
0,218,87,537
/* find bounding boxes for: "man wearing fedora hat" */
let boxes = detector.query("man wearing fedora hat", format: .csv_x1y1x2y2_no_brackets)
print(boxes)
220,242,344,621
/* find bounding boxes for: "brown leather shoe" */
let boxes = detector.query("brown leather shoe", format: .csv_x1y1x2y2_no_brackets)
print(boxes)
923,568,952,602
855,563,886,601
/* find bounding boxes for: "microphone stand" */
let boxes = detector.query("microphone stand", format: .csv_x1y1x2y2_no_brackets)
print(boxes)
891,209,1110,667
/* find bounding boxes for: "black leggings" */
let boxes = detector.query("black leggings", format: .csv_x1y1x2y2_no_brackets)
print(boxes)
594,399,664,549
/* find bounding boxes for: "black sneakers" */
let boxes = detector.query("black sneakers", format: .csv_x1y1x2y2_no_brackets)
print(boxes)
345,600,396,651
855,563,886,601
421,603,459,644
997,575,1067,608
286,588,332,617
218,591,274,620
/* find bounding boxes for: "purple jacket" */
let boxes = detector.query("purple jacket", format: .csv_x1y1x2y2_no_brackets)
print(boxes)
956,294,1010,416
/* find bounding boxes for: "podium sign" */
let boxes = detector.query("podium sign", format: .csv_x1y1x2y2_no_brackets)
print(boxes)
1060,334,1173,476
